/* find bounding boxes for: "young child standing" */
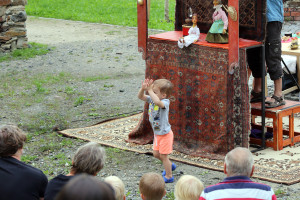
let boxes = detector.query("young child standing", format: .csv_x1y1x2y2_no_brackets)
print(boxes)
138,78,176,183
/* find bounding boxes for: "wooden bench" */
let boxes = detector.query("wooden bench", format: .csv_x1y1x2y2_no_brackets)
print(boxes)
250,100,300,150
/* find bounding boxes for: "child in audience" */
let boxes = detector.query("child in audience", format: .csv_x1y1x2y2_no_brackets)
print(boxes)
55,174,115,200
138,78,176,183
104,176,126,200
174,175,204,200
139,172,166,200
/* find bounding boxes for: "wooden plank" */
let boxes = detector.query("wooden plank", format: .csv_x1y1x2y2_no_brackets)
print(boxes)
277,113,283,150
137,0,148,60
228,0,239,74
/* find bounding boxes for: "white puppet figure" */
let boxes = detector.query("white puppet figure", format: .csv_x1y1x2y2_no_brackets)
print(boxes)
178,13,200,48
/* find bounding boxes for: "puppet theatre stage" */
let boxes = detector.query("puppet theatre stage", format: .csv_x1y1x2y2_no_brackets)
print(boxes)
127,32,262,159
59,113,300,185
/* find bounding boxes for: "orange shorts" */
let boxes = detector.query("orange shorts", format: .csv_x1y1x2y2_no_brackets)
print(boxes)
153,130,173,155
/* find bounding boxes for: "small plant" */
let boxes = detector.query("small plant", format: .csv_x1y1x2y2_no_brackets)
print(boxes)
21,155,38,163
107,147,122,153
39,142,61,152
65,86,76,95
105,31,116,35
26,133,33,141
88,113,99,117
54,153,67,160
274,188,285,196
104,84,114,88
103,47,112,52
74,96,86,106
34,81,47,93
127,56,135,61
165,191,175,200
82,75,111,82
126,191,131,197
60,139,73,146
200,171,209,175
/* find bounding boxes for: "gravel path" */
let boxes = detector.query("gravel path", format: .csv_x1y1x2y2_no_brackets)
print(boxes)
1,17,300,199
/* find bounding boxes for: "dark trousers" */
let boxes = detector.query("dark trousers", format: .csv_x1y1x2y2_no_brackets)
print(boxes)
247,21,283,80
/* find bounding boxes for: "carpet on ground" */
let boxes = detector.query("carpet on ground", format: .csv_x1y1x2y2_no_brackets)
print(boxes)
59,113,300,185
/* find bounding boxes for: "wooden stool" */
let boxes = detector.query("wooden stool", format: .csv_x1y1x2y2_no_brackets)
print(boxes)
250,100,300,150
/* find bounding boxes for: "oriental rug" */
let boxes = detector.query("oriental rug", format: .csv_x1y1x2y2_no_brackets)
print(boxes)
59,113,300,185
127,39,250,159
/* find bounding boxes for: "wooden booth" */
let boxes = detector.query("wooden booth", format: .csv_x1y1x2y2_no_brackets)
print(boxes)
127,0,266,159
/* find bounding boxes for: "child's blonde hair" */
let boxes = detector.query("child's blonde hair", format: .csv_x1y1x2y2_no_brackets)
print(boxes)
139,172,165,200
174,175,204,200
153,79,173,97
104,176,125,200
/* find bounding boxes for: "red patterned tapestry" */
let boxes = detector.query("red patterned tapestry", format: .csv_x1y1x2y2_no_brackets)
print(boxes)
127,39,250,159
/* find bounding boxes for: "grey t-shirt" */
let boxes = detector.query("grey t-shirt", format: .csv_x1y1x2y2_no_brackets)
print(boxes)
147,96,171,135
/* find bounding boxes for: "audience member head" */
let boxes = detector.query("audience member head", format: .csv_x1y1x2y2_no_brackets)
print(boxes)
0,124,26,158
139,172,166,200
174,175,204,200
104,176,126,200
71,142,106,175
224,147,254,177
55,174,116,200
153,79,173,98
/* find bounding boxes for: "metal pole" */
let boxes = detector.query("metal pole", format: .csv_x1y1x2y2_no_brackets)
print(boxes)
261,44,266,149
251,44,266,153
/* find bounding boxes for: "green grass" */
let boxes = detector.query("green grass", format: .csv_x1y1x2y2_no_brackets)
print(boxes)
0,42,50,62
21,155,38,163
104,84,114,88
74,96,86,106
64,86,76,94
25,0,176,30
165,191,175,200
82,75,111,82
274,188,285,196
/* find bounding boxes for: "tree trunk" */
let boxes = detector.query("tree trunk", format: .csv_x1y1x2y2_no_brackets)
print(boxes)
164,0,169,22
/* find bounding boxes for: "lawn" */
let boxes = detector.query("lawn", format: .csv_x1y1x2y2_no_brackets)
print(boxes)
26,0,176,31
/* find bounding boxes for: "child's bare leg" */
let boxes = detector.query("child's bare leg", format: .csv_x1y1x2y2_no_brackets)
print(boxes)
153,150,161,160
160,154,172,178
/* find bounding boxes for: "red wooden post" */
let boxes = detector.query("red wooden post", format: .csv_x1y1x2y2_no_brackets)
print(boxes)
137,0,148,60
228,0,239,74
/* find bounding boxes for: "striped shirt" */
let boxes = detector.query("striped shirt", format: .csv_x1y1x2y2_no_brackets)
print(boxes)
199,176,277,200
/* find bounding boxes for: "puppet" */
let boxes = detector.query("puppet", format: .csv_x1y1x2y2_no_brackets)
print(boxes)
178,14,200,48
205,0,228,43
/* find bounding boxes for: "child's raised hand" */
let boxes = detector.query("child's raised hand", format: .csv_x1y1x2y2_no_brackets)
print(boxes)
141,78,154,91
141,79,149,90
145,79,154,91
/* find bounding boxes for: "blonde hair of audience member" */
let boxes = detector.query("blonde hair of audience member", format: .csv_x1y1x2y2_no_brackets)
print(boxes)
55,174,116,200
0,124,26,158
139,172,166,200
174,175,204,200
70,142,106,175
104,176,126,200
224,147,254,177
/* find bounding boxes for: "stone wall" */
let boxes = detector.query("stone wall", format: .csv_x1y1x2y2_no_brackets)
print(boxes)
284,0,300,21
0,0,28,52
